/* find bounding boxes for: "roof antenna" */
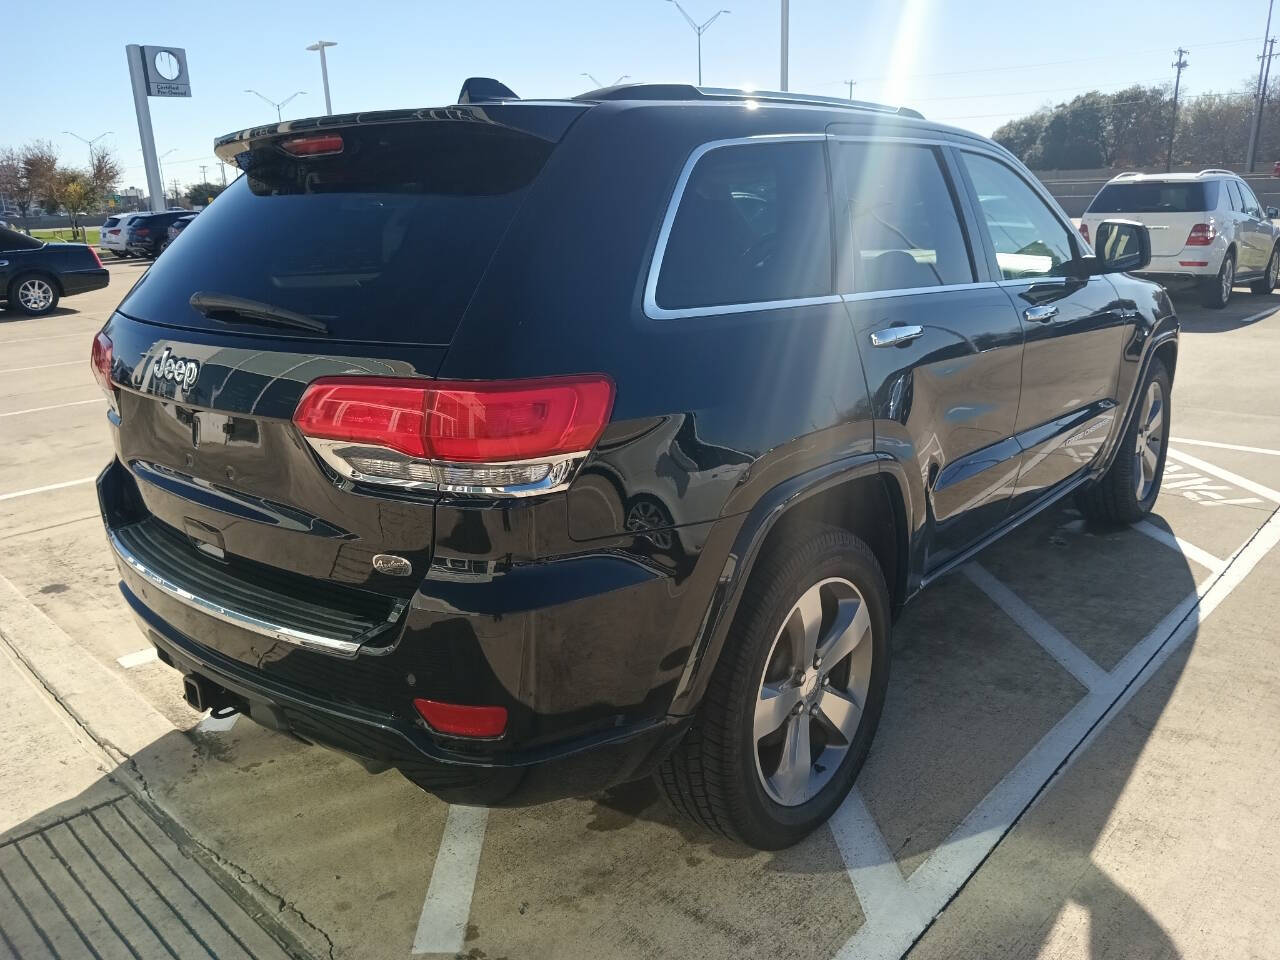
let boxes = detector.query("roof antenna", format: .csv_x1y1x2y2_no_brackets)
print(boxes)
457,78,519,104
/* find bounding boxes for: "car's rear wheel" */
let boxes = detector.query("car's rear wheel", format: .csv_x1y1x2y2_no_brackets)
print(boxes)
8,273,60,316
1077,358,1171,526
1251,244,1280,294
111,250,130,259
656,523,890,849
1200,251,1234,308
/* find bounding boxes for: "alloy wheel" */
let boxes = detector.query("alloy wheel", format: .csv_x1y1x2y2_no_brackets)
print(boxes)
17,278,54,312
1133,378,1164,501
1221,257,1234,303
1269,251,1278,288
753,576,874,807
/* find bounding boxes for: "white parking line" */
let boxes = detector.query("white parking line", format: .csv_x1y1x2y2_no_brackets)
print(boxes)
116,647,158,669
835,506,1280,960
0,360,84,374
830,788,930,931
1169,436,1280,458
413,805,489,955
0,477,97,501
962,563,1108,691
1167,447,1280,503
0,398,105,418
0,331,92,345
1133,520,1227,573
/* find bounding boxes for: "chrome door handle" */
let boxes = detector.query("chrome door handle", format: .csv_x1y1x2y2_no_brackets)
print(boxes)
869,324,924,347
0,260,8,267
1023,304,1059,323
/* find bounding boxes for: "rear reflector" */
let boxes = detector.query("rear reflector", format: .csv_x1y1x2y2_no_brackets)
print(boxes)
280,134,344,157
1186,223,1216,246
413,698,508,738
1178,260,1209,267
91,332,114,396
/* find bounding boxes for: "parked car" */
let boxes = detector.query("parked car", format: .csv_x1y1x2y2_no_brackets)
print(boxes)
1079,169,1280,308
124,211,189,258
159,213,197,253
100,212,148,258
1,225,108,316
92,82,1177,849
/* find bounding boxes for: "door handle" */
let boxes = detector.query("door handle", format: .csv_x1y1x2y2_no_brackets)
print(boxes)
0,260,8,267
869,324,924,348
1023,304,1059,323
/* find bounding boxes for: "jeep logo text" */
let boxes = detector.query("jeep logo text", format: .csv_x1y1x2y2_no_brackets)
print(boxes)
150,347,200,392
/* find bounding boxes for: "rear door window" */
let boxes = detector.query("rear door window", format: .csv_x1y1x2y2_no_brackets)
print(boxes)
833,141,975,293
961,152,1075,280
654,140,832,310
117,122,556,344
1226,180,1243,211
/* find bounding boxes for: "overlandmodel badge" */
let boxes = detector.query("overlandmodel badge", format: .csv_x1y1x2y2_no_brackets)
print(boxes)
151,347,200,392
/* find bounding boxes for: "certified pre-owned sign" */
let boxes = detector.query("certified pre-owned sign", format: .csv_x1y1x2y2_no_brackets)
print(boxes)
141,46,191,98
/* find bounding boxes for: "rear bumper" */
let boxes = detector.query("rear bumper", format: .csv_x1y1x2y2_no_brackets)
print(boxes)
61,268,109,297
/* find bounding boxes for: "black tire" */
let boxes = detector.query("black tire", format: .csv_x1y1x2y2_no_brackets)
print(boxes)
111,250,130,259
656,523,891,849
7,272,60,316
1199,251,1234,308
1251,244,1280,294
1077,358,1171,526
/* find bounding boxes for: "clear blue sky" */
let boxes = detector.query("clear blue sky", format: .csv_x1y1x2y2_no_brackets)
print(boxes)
4,0,1274,191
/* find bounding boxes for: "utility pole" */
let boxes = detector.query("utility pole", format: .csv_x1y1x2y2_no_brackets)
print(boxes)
170,179,179,206
1248,0,1276,172
219,163,227,187
1166,48,1188,172
780,0,789,91
1259,38,1278,170
845,80,857,101
199,164,207,185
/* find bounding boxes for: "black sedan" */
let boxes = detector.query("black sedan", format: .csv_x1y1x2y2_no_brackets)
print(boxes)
0,226,108,317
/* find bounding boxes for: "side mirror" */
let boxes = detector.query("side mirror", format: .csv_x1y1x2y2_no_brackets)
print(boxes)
1267,206,1278,219
1093,219,1150,275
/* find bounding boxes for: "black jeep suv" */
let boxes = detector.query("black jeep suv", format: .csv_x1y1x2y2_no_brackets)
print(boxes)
93,82,1176,849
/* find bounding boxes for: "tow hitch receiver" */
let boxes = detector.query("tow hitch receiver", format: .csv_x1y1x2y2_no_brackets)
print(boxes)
182,673,243,718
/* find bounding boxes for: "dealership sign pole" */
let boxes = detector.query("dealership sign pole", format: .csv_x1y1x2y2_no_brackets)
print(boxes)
126,44,192,212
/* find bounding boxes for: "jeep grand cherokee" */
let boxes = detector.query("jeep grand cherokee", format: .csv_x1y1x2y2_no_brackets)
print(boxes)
93,80,1177,849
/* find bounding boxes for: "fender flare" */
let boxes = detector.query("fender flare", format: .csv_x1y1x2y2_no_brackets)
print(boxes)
665,450,911,716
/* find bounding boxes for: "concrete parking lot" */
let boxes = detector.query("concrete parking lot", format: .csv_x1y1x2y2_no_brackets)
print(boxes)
2,260,1278,960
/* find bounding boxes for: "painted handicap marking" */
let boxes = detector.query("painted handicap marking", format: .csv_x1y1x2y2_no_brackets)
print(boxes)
1161,462,1262,507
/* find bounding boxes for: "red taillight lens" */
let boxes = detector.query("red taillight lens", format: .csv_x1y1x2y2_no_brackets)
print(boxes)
1186,223,1215,246
136,227,150,236
413,699,507,738
280,134,344,157
1078,222,1090,244
89,246,103,268
91,332,114,395
292,375,615,463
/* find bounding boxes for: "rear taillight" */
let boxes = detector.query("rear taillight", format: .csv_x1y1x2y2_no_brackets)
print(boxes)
292,375,615,496
1186,222,1216,246
1078,222,1090,244
135,227,151,236
91,332,114,399
89,246,103,268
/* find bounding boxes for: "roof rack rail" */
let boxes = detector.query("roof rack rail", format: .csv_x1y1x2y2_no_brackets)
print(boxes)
1111,171,1144,180
575,83,924,119
1198,168,1234,177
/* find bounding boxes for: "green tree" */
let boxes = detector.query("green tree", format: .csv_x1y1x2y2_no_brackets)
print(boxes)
1036,92,1108,169
184,181,226,206
992,110,1049,166
1102,85,1171,167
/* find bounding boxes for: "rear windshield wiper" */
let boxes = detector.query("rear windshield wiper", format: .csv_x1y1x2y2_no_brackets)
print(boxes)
188,292,330,334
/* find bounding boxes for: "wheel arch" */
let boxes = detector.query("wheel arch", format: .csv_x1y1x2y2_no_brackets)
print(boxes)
9,268,62,296
666,454,911,717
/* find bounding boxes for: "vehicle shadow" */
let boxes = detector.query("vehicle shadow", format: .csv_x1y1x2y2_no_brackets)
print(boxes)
1168,290,1278,333
0,305,80,322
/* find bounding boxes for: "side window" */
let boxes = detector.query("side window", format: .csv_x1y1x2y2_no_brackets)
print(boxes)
1238,181,1263,216
1225,180,1242,212
655,141,832,310
835,141,975,293
960,152,1076,280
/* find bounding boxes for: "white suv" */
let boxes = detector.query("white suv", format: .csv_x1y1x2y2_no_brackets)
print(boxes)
1080,169,1280,308
99,212,147,259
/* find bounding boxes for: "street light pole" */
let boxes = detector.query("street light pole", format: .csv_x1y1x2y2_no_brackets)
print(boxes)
780,0,789,91
63,130,113,170
245,89,307,123
306,41,337,115
581,72,631,88
665,1,731,86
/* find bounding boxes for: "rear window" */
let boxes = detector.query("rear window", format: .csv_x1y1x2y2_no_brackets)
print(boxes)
103,217,120,228
118,122,554,343
1087,180,1218,214
0,226,43,251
